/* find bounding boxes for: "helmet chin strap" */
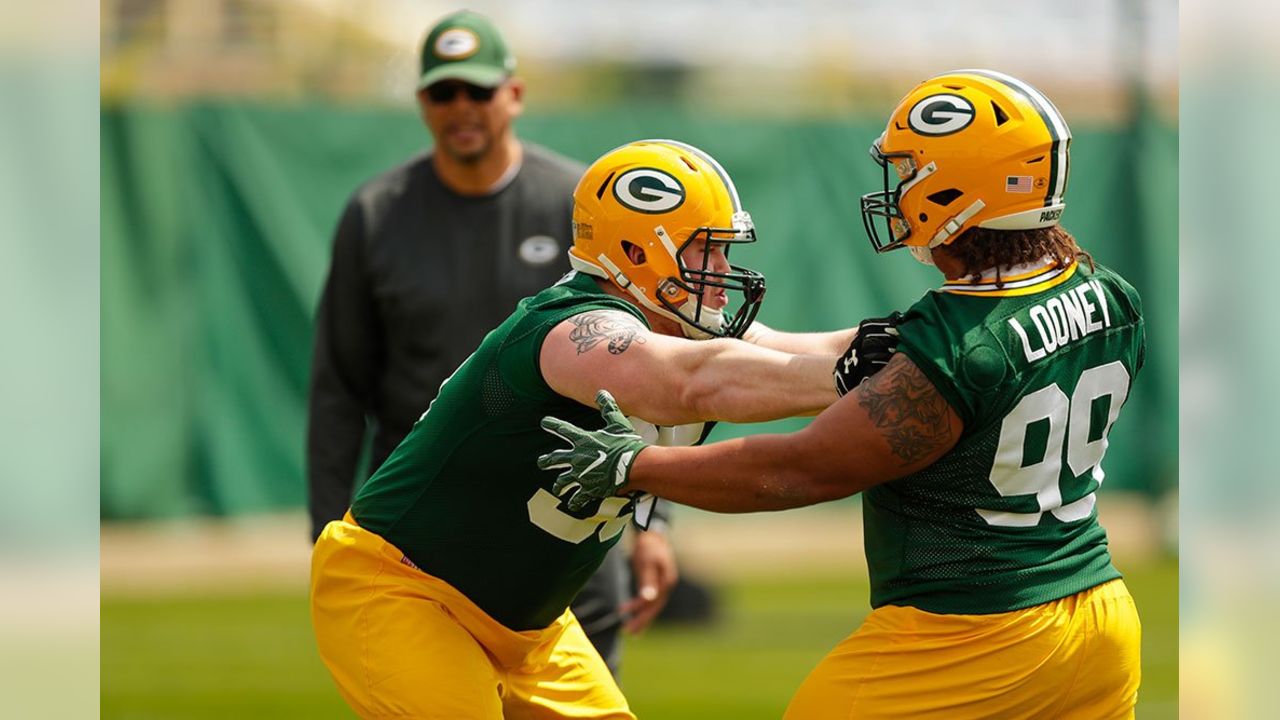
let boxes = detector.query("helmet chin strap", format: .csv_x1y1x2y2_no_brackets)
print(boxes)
909,245,935,266
677,299,724,340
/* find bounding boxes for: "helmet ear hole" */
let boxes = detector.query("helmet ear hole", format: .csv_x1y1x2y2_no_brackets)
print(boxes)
621,241,646,266
926,188,964,207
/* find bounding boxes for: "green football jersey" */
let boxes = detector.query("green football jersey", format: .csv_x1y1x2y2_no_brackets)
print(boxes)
866,260,1145,614
351,272,680,631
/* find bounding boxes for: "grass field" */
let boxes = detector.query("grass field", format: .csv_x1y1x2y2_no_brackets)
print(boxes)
102,556,1177,719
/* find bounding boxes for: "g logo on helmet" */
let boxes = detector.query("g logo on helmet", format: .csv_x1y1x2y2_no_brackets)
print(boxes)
612,168,686,214
907,94,976,136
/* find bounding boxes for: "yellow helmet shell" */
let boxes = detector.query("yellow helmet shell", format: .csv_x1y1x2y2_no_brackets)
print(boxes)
570,139,764,338
862,69,1071,253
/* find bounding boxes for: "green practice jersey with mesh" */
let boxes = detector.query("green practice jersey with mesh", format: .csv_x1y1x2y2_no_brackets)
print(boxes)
350,271,703,631
867,259,1145,614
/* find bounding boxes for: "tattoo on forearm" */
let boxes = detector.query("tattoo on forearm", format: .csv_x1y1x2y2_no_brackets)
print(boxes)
569,312,646,355
858,354,955,465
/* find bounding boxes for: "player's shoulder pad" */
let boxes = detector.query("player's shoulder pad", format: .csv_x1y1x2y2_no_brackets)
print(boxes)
899,294,1008,394
957,339,1008,391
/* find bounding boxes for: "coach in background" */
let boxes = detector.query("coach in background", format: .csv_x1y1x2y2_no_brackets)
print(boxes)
305,10,675,672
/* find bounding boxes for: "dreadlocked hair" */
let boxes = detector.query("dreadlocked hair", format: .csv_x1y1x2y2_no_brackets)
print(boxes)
947,225,1094,286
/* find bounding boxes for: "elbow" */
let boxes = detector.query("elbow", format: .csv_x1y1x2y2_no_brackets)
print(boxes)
776,435,865,507
633,344,725,425
615,375,712,427
674,339,744,422
676,372,719,423
792,465,859,505
676,359,745,424
630,340,751,425
748,466,853,512
810,474,861,504
628,380,712,426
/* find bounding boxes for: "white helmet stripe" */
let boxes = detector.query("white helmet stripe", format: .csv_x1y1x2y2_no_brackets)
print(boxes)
646,138,742,212
947,69,1071,210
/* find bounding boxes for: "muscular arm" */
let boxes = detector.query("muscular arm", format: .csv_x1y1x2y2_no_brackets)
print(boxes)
623,353,964,512
540,310,837,426
306,199,378,540
741,320,857,357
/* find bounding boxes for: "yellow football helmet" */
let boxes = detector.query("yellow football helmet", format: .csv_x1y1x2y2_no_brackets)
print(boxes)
861,69,1071,263
570,139,765,339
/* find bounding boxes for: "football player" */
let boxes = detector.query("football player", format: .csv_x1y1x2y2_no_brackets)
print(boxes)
539,70,1146,719
307,9,678,679
310,139,867,718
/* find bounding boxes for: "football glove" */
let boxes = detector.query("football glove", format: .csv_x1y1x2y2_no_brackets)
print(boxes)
835,312,902,397
538,390,651,512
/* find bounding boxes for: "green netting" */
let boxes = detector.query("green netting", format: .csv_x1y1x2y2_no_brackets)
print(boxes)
101,102,1177,518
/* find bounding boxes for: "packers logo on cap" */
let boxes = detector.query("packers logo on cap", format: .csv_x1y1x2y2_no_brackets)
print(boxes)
435,28,480,60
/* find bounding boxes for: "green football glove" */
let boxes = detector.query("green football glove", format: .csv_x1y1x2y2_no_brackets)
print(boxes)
538,390,650,512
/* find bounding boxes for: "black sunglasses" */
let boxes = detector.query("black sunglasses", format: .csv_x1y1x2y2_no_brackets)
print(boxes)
425,81,499,104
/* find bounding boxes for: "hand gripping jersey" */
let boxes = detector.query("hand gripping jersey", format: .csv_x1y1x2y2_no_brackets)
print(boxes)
350,272,702,631
866,260,1145,614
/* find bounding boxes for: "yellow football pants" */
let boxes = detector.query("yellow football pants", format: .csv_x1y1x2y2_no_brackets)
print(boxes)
784,579,1141,720
311,515,633,720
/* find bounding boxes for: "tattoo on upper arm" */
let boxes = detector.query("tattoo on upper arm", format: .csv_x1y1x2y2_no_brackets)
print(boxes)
568,312,647,355
857,354,957,465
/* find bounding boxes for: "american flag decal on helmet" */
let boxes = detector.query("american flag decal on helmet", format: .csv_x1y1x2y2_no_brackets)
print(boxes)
1006,175,1034,193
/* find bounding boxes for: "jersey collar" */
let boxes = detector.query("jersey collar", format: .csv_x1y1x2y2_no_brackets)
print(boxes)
939,256,1078,297
485,155,523,195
